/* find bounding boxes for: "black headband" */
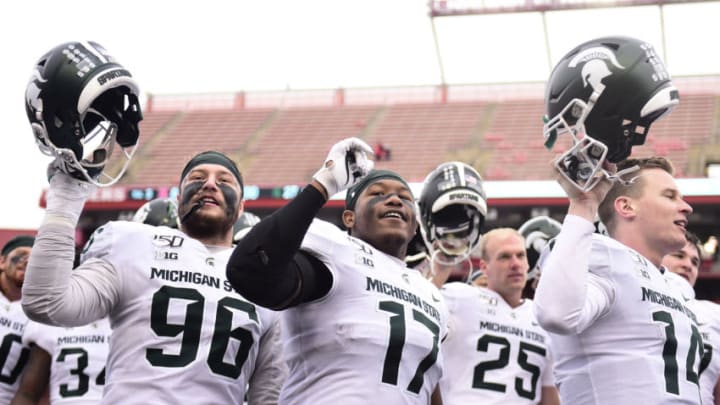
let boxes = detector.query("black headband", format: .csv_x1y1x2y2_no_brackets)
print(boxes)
180,151,243,188
345,169,411,210
2,235,35,256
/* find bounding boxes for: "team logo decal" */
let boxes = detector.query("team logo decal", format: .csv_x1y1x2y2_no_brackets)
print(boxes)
568,46,625,96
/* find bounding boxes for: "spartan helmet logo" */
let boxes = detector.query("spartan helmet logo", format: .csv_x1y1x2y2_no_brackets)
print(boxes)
568,46,625,97
25,75,44,115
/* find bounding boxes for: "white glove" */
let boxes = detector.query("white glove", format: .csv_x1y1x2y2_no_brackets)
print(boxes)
44,168,96,227
313,137,374,197
46,152,104,184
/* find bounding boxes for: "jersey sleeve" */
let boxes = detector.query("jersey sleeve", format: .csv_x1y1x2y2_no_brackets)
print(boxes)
299,219,343,264
534,214,615,335
541,342,556,387
440,282,473,340
21,321,55,353
295,219,347,299
23,219,121,327
246,310,287,405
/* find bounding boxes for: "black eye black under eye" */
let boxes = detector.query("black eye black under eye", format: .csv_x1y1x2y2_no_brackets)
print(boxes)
10,255,29,264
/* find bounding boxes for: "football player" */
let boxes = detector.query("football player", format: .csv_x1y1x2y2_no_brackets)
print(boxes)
24,149,286,404
232,211,261,243
534,156,700,404
0,236,35,403
12,317,111,405
517,216,561,299
439,228,559,404
534,36,697,404
227,137,447,404
416,161,487,289
131,198,180,228
663,231,720,405
22,42,285,404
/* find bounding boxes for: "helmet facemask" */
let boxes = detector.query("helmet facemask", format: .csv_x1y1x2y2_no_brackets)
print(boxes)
544,96,654,192
544,97,612,192
427,204,483,266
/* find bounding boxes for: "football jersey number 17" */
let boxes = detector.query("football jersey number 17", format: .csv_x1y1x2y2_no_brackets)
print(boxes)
378,300,439,394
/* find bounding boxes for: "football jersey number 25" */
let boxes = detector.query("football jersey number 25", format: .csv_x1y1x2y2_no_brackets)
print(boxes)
147,285,258,379
473,334,546,400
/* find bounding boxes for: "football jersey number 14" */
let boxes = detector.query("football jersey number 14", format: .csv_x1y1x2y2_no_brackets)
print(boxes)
653,310,704,395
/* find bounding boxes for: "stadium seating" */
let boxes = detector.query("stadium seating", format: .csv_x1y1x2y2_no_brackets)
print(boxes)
367,102,488,181
632,93,717,177
124,109,274,185
122,87,720,186
243,105,381,185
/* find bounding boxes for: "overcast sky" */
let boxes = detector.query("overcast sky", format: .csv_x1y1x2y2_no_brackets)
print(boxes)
2,0,720,229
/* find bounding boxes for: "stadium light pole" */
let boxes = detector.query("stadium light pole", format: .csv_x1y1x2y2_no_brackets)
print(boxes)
658,4,669,67
429,12,447,86
541,11,553,75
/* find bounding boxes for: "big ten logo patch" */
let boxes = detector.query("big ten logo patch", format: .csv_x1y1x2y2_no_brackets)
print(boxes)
154,251,179,261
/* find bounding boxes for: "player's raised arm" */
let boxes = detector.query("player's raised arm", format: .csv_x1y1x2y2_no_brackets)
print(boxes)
22,41,141,326
226,137,373,310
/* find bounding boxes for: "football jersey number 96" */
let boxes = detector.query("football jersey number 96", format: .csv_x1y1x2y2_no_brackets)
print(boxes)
146,286,258,378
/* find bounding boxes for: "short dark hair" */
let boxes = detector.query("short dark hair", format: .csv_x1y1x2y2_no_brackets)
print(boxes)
685,231,702,260
597,156,674,235
179,151,243,190
1,235,35,257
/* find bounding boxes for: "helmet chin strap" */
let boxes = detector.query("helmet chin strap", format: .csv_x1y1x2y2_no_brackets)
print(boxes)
606,164,641,186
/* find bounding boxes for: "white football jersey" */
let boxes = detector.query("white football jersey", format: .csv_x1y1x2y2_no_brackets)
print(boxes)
664,270,720,404
279,219,448,405
22,318,111,404
439,282,553,404
80,221,281,404
0,293,30,404
546,233,703,404
686,299,720,405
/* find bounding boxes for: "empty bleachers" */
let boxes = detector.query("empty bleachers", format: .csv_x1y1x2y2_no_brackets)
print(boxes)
243,106,382,185
631,93,717,177
480,99,555,180
121,84,719,188
368,102,488,181
128,109,274,185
